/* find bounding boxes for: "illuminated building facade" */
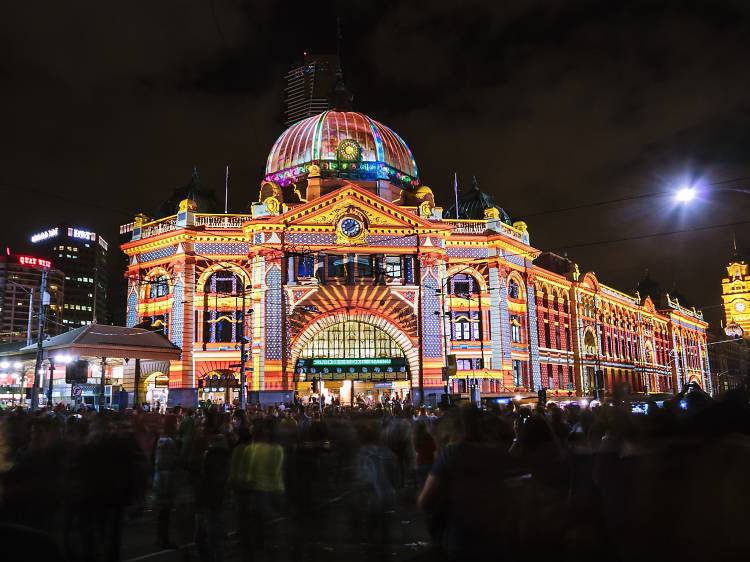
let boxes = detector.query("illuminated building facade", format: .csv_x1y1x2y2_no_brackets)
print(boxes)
121,109,711,404
30,224,109,326
721,247,750,338
0,253,64,343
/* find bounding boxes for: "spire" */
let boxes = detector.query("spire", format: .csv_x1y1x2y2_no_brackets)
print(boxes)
330,17,353,110
732,232,739,260
330,70,354,110
188,166,200,201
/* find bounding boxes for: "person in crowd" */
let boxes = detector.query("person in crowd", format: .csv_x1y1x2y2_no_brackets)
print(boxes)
418,405,515,559
412,420,436,490
237,418,285,561
153,414,180,550
195,429,231,562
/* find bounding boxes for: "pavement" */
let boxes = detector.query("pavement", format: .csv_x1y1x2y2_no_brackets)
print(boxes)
121,490,431,562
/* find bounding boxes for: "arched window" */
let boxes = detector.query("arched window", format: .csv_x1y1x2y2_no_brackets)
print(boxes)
300,321,404,359
449,273,479,296
584,330,597,355
542,290,551,348
203,270,245,344
508,278,521,299
149,274,169,299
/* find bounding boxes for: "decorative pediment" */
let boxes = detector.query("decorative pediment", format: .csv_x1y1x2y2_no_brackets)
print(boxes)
274,183,447,231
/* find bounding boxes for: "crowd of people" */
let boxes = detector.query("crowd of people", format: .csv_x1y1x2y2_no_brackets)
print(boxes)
0,384,749,562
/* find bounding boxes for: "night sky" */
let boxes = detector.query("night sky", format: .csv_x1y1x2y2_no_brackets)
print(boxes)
2,1,750,327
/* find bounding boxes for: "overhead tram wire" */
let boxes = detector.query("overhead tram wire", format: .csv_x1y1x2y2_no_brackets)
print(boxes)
515,175,750,219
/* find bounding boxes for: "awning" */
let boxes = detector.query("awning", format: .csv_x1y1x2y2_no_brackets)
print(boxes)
17,323,182,361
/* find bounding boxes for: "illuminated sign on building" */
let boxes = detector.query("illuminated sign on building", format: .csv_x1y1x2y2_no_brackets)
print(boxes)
98,236,108,251
67,228,96,242
310,358,393,366
30,228,59,243
16,255,52,268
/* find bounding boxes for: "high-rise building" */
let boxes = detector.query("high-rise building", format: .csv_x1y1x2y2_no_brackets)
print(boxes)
29,225,109,327
284,54,340,127
0,253,64,343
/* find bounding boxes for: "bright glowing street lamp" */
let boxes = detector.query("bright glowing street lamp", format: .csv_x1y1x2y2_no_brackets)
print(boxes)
675,186,697,203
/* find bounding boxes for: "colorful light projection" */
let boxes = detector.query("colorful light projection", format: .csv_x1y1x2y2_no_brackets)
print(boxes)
264,111,419,187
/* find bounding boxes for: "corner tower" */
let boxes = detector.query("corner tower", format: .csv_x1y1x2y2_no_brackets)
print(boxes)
722,238,750,337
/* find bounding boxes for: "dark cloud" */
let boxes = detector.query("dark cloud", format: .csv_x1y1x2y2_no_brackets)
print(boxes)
1,0,749,326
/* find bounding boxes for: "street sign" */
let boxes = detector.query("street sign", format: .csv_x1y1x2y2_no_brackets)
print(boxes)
72,385,82,397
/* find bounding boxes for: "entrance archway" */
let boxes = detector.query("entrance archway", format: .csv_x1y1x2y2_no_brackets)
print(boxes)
142,371,169,411
291,312,418,402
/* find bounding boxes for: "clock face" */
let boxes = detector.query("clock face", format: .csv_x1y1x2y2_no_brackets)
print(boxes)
339,217,363,238
735,300,746,313
337,139,361,162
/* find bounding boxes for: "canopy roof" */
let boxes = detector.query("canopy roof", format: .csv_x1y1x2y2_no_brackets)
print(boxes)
18,323,181,361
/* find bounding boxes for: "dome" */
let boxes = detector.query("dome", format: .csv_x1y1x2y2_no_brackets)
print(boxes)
414,185,433,199
445,176,513,225
264,111,419,188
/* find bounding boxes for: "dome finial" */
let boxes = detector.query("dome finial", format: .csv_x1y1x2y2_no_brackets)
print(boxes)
330,16,353,110
188,165,201,200
330,69,353,110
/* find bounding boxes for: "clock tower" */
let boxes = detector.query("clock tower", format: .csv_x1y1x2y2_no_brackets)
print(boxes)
721,239,750,337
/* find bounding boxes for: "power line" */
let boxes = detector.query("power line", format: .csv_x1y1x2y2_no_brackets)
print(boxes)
515,175,750,219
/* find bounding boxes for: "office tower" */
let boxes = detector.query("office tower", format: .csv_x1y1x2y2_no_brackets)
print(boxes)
0,253,64,343
30,225,109,326
284,54,340,127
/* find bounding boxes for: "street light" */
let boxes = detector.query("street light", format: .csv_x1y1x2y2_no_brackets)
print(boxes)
675,186,697,203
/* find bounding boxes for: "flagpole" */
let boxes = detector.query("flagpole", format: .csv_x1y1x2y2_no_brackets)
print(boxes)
224,165,229,214
453,172,460,219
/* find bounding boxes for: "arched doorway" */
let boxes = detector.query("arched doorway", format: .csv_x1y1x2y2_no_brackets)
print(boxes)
142,372,169,411
291,313,417,405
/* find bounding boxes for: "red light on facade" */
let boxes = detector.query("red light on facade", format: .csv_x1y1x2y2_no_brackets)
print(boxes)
17,255,52,268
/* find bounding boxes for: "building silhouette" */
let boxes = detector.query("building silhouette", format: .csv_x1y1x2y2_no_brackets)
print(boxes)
284,54,340,127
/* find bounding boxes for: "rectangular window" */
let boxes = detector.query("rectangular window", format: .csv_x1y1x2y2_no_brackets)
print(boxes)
547,363,554,388
512,360,523,387
356,255,374,277
385,255,402,280
297,255,315,278
327,254,346,278
215,278,233,294
510,315,522,343
456,358,482,371
453,280,471,296
452,311,481,341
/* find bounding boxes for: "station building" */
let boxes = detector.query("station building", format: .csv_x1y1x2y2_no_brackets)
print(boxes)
120,109,711,405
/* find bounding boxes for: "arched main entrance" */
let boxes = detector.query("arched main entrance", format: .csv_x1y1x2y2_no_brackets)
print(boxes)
291,313,418,404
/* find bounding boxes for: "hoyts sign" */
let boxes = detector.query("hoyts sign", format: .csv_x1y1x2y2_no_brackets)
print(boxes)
14,255,52,269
